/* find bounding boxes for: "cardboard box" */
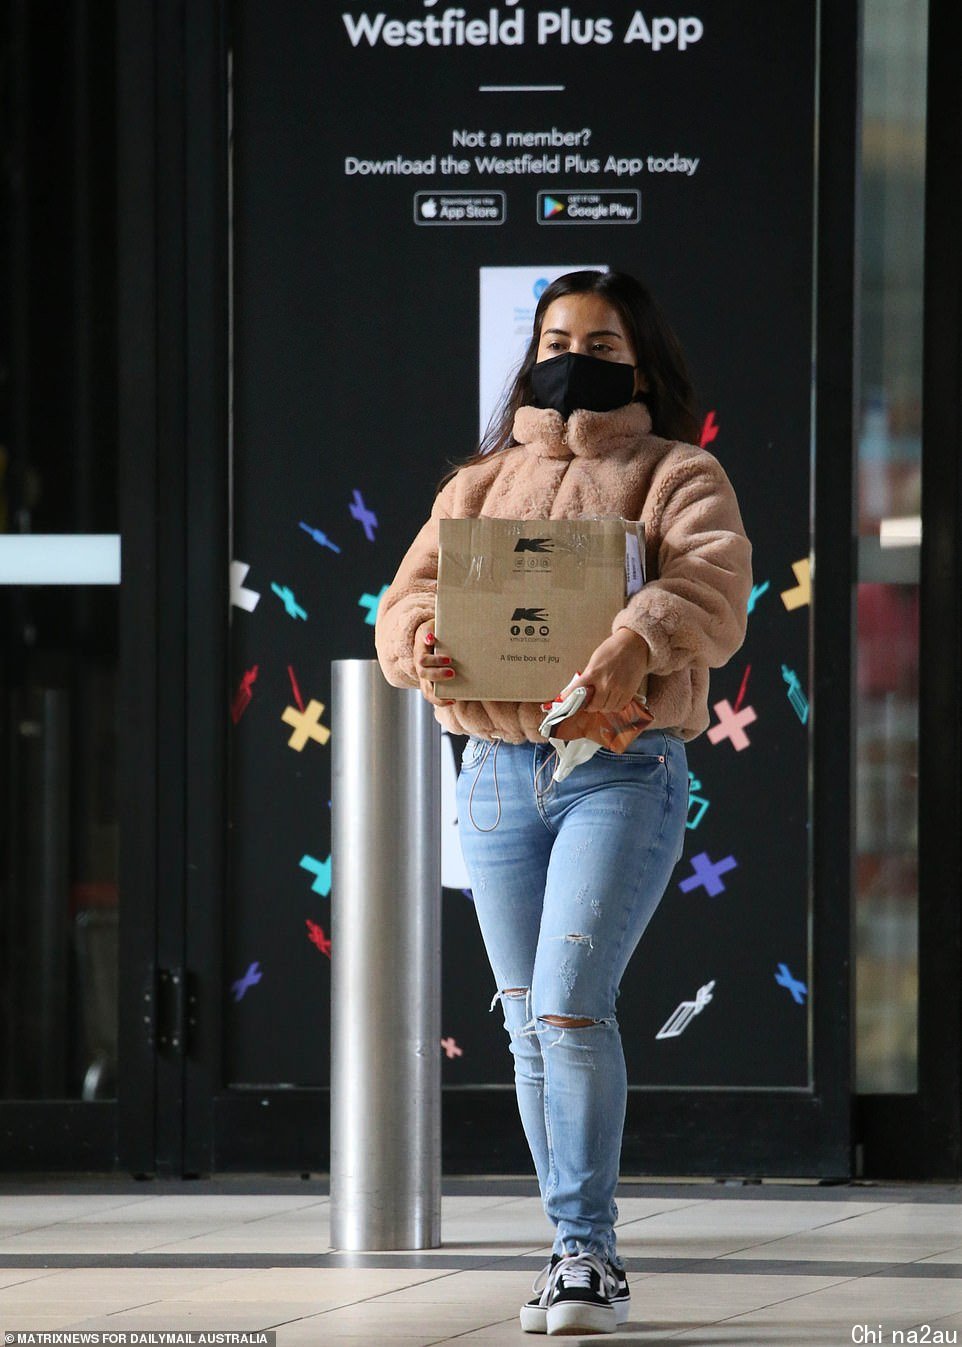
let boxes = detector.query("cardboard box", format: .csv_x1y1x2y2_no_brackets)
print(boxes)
435,516,646,702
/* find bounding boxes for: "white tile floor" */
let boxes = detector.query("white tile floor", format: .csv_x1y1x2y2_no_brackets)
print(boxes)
0,1180,960,1344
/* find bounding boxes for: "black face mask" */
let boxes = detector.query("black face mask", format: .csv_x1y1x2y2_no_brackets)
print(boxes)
528,351,637,419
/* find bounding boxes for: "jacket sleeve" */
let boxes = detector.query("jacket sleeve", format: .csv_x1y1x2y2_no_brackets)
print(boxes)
374,475,458,688
611,451,753,676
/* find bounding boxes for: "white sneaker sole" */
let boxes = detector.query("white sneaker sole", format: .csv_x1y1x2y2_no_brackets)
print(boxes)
521,1298,629,1333
520,1302,548,1333
546,1299,618,1335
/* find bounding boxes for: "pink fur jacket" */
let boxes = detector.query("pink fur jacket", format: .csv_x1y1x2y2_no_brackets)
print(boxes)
374,400,752,744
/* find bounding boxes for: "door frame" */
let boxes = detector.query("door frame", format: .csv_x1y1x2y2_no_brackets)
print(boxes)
115,0,231,1178
22,0,959,1181
200,0,860,1179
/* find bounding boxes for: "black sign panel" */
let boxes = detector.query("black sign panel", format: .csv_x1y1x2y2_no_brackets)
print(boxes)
229,1,815,1094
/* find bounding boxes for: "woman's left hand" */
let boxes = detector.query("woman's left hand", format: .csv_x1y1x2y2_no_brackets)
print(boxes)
564,629,650,715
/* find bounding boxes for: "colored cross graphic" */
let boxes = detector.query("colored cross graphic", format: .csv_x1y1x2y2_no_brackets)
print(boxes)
306,919,332,959
441,1037,463,1059
287,664,305,713
231,664,259,725
359,585,389,626
231,961,263,1002
230,561,261,613
775,962,807,1004
679,851,738,897
707,698,757,751
350,488,379,541
282,699,331,751
699,409,719,448
299,521,341,553
733,664,751,713
686,772,710,830
271,582,307,620
747,580,770,615
780,558,811,611
300,853,332,896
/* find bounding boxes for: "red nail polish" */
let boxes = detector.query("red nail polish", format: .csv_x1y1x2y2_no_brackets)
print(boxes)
441,656,451,664
426,632,435,643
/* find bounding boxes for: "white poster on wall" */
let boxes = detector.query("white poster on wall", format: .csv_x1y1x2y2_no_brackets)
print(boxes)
478,264,607,443
441,733,470,890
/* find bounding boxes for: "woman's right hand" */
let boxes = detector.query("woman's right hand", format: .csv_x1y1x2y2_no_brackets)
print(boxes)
413,619,457,707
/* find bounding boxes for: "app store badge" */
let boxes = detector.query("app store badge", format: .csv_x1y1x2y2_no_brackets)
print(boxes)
414,191,506,225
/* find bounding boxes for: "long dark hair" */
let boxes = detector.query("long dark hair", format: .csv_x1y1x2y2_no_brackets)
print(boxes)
437,269,701,494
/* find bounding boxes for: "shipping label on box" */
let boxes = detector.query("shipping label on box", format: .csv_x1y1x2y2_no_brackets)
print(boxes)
436,517,646,702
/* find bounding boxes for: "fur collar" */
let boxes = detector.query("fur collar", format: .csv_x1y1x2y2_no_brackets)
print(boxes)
512,399,653,459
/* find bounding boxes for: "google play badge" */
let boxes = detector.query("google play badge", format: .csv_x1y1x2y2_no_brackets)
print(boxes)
542,195,565,219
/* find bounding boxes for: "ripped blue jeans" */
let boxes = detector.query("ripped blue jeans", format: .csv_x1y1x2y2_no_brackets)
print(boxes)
456,729,688,1265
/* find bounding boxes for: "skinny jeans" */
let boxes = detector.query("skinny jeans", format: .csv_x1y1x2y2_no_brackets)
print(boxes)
456,728,688,1265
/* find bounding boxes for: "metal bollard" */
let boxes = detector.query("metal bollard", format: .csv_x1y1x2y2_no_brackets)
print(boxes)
329,660,442,1250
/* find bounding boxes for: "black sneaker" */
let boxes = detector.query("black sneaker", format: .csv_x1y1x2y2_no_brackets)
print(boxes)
607,1259,631,1324
521,1254,630,1334
545,1251,618,1336
520,1253,562,1333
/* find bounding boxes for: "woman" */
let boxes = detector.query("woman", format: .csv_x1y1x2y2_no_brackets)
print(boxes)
375,270,752,1336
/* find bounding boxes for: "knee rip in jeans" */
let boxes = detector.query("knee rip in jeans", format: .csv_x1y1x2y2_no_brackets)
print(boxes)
539,1014,606,1029
490,986,528,1007
489,988,612,1042
489,987,536,1034
538,1013,612,1056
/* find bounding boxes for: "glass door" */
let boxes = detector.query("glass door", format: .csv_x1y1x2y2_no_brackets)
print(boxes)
855,0,927,1097
0,0,124,1164
853,0,962,1177
0,556,121,1105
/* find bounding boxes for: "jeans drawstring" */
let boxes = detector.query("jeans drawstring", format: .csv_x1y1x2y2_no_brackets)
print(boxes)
467,736,503,832
533,743,561,799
